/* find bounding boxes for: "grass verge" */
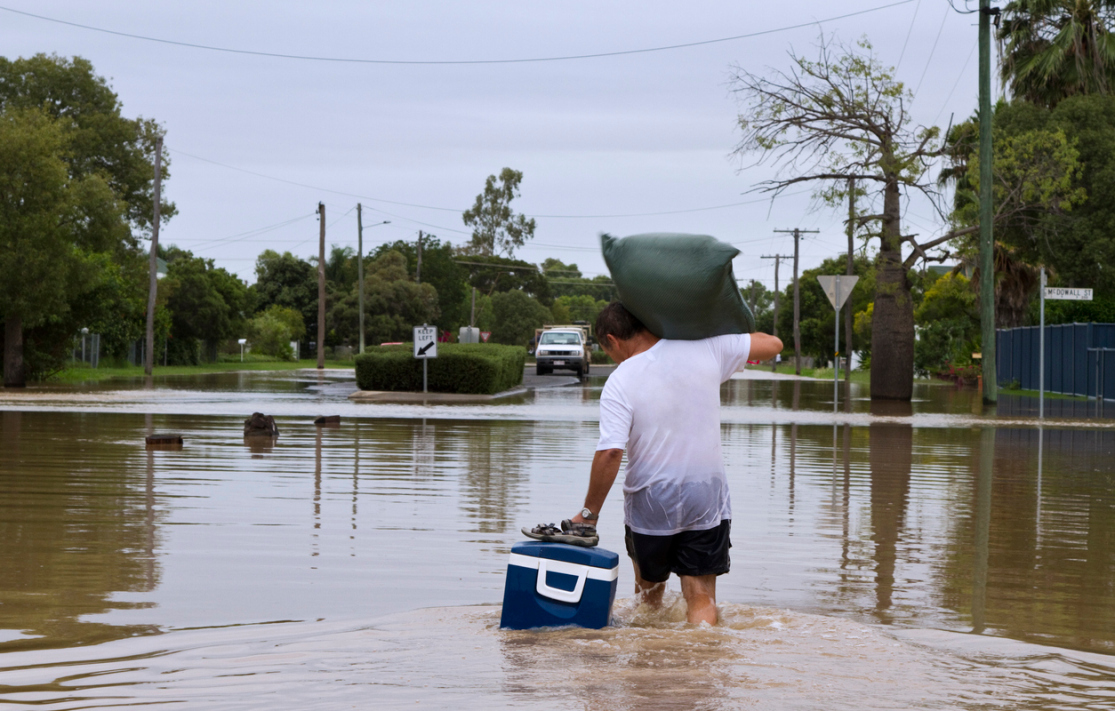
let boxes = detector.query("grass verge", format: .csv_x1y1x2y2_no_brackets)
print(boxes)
49,359,354,384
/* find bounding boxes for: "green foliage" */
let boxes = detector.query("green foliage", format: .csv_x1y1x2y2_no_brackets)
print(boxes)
250,250,318,344
0,54,174,234
998,1,1115,108
354,343,526,394
776,255,875,366
250,305,306,360
552,295,608,324
372,236,469,331
1032,292,1115,323
0,106,129,381
491,290,551,346
327,251,439,347
461,168,536,258
162,250,249,361
913,273,981,377
945,95,1115,297
543,258,618,301
461,255,552,306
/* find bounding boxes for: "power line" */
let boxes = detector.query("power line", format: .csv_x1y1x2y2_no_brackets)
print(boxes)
932,40,978,126
895,0,922,69
0,1,916,66
913,2,951,98
170,147,813,221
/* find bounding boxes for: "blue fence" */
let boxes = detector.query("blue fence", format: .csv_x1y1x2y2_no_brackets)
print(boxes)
996,323,1115,399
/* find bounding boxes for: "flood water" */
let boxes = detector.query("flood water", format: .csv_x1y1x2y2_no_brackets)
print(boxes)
4,370,1115,708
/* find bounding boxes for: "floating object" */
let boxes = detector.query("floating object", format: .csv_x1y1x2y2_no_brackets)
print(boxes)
145,434,183,446
602,232,755,338
500,541,619,630
244,412,279,437
314,415,341,425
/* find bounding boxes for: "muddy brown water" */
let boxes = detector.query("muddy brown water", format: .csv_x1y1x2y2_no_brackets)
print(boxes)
3,370,1115,708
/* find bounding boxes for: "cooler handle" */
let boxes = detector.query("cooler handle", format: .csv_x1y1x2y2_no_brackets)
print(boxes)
535,558,588,604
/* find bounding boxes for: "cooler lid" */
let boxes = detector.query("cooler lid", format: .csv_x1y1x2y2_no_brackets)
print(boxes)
511,541,619,569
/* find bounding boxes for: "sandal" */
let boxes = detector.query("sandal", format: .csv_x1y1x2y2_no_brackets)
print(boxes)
521,522,599,548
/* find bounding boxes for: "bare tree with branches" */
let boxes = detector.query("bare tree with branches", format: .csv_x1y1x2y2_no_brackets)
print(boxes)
732,37,979,400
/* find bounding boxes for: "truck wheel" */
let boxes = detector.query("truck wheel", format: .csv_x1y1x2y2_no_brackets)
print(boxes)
575,365,584,379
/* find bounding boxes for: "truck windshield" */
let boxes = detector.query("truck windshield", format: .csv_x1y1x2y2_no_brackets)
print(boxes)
540,332,580,345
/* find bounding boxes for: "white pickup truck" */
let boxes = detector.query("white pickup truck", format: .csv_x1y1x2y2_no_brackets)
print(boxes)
535,328,590,378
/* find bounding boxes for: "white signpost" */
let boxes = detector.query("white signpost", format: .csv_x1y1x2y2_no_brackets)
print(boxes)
1038,272,1092,418
413,324,438,393
816,275,859,413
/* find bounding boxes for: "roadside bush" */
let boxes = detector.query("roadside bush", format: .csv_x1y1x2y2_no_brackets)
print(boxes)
355,343,527,395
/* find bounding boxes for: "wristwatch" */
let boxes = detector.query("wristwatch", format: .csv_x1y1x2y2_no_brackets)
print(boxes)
580,507,598,521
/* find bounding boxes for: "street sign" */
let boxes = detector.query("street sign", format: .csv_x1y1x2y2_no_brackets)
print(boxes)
413,325,438,359
1044,287,1093,301
480,331,491,343
816,275,859,309
816,275,860,413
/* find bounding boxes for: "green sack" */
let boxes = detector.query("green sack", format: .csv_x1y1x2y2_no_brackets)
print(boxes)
601,232,755,339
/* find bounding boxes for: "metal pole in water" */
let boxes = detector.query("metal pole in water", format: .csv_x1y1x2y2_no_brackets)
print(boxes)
423,357,428,394
1039,268,1045,419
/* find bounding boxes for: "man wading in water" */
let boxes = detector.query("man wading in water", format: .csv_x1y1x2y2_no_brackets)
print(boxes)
569,302,783,625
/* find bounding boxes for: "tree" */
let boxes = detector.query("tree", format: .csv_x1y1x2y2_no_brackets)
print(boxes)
0,108,124,386
776,255,875,366
250,305,306,360
461,255,553,306
999,1,1115,108
732,38,966,399
327,251,439,345
162,251,249,363
461,168,536,257
250,250,318,348
914,272,980,377
490,290,551,346
0,55,173,383
372,236,469,331
553,295,608,324
0,54,175,235
944,96,1115,303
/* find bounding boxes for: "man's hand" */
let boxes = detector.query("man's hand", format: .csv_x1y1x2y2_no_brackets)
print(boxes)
574,449,624,524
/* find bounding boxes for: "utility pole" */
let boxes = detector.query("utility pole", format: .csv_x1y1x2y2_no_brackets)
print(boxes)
416,230,423,284
762,254,792,372
144,134,163,377
979,0,998,402
317,202,326,370
357,203,365,354
846,178,855,389
774,228,819,375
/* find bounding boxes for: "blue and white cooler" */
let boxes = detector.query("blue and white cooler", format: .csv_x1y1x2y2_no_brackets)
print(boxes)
500,541,620,630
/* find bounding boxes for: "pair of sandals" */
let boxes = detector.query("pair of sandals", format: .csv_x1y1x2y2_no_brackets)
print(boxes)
522,520,599,547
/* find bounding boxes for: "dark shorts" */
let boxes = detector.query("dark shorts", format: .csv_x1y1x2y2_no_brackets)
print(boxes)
624,520,731,584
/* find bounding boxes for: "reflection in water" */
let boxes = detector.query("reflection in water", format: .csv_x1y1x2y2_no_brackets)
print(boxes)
8,398,1115,706
868,401,912,620
0,412,163,652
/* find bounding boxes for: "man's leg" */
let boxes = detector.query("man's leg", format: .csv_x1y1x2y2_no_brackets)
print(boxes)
679,574,718,625
631,558,665,608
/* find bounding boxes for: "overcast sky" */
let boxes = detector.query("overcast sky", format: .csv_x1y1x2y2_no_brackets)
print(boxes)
3,0,988,288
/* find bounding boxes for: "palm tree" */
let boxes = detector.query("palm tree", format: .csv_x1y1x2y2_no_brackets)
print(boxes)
999,0,1115,106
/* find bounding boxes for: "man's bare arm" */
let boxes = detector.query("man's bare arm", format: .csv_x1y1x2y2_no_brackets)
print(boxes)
571,448,623,524
748,332,784,362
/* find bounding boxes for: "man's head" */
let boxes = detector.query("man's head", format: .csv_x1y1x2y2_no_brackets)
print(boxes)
595,302,656,363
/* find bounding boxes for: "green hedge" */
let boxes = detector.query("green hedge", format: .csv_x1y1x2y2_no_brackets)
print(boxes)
355,343,527,395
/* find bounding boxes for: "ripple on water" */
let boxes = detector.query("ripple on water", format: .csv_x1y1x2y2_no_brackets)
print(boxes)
2,599,1113,710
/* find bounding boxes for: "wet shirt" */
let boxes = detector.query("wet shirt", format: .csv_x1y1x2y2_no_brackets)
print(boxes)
596,334,752,535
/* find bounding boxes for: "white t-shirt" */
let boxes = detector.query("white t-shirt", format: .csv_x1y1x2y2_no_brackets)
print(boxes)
596,334,752,535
